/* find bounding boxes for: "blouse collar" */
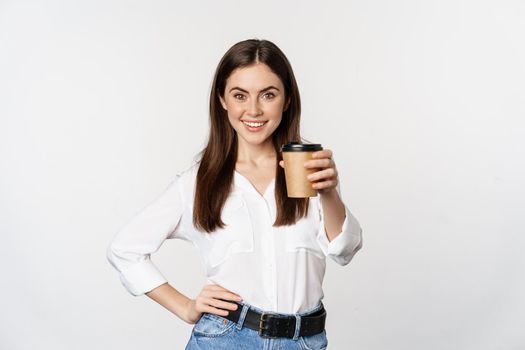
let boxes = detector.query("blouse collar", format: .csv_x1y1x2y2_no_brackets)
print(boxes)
234,170,275,199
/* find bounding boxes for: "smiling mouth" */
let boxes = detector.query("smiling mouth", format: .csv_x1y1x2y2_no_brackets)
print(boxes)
242,120,268,128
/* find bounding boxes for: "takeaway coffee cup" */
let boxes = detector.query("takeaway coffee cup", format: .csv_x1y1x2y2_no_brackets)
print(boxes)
281,142,323,198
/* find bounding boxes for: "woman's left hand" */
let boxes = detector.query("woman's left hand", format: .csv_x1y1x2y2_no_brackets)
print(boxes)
279,149,338,194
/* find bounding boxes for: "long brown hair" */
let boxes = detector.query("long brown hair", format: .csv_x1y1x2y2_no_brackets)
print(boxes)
193,39,311,233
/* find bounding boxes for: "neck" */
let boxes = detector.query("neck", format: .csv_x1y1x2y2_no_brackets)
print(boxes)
236,137,276,167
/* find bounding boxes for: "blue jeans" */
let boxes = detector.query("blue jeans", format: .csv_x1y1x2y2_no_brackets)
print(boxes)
184,301,328,350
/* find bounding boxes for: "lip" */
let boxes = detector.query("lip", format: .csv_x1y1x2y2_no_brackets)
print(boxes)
241,120,268,123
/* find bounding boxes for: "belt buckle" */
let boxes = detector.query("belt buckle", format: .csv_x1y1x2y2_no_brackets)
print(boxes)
258,311,279,339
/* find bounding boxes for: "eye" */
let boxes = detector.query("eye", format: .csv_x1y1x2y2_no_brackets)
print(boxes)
234,94,246,100
262,92,275,100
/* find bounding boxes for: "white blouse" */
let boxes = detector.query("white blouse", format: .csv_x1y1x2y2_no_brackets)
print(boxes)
107,162,363,314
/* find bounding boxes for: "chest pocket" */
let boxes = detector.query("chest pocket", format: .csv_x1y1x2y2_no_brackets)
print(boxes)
284,201,325,260
208,193,254,268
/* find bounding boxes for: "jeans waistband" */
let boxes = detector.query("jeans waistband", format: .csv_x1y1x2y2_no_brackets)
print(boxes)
233,300,324,317
228,300,326,340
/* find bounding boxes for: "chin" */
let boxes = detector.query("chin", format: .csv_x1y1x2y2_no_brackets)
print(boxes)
238,133,272,145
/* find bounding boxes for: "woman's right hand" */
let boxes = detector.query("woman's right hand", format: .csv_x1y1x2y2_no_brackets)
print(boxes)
184,284,243,324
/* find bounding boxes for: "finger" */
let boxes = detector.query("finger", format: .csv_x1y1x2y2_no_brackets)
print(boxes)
210,298,240,311
279,160,285,168
201,296,237,313
304,158,334,169
208,284,237,293
312,179,337,190
200,296,235,311
312,149,332,159
203,305,230,317
214,291,243,303
307,168,337,182
206,285,242,300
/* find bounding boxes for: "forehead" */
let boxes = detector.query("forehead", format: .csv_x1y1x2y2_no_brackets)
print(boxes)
226,63,283,90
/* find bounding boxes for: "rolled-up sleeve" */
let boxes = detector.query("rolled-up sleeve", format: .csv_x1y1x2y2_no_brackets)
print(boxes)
106,174,187,296
316,184,363,266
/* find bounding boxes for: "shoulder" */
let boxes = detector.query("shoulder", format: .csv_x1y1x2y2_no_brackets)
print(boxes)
171,161,199,198
175,161,199,180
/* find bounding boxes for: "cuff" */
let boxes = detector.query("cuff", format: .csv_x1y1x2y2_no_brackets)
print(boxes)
317,204,363,266
117,257,168,296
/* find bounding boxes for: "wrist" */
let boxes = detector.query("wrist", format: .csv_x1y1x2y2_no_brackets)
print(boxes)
319,187,338,198
182,298,194,319
183,298,201,325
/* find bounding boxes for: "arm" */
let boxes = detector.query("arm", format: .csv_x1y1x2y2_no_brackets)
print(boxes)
301,150,364,265
316,183,363,265
145,282,195,324
146,282,243,325
319,187,346,242
107,174,194,321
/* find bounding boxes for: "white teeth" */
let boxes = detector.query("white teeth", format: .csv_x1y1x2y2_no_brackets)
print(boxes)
243,121,266,127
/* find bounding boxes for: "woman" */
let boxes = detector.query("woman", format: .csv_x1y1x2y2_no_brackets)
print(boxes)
107,39,363,349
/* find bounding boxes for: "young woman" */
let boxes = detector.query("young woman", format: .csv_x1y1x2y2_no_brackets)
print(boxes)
107,39,363,350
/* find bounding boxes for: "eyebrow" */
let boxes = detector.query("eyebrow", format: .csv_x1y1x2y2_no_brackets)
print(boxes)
229,86,280,93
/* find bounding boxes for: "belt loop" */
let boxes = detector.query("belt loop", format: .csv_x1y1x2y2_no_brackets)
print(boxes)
236,303,250,330
293,315,301,340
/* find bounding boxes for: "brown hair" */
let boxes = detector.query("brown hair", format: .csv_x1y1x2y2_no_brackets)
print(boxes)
193,38,311,233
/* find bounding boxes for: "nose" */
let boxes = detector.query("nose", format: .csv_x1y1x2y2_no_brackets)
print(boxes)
246,99,262,117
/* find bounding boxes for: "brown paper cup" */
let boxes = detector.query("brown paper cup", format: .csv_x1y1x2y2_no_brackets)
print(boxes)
281,142,323,198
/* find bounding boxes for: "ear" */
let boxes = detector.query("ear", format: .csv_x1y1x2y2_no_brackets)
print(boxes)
219,94,227,111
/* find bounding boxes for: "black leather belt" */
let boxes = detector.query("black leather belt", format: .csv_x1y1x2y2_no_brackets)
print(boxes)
223,301,326,339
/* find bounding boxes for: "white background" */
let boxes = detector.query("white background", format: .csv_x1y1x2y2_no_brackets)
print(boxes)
1,0,524,349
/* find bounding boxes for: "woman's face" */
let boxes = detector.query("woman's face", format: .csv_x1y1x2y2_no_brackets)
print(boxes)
219,63,289,147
